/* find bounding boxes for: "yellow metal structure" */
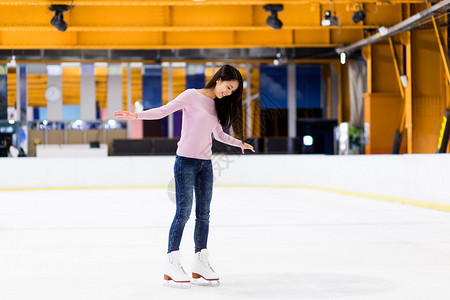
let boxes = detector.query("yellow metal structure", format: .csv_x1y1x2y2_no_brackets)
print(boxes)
3,0,449,154
364,3,449,154
432,16,450,98
0,1,410,49
388,37,404,100
388,36,407,149
404,29,412,154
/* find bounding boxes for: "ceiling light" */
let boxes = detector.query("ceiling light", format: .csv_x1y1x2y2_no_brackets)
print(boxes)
8,55,16,68
352,9,366,24
273,50,288,66
303,135,313,146
49,5,72,32
263,4,284,30
340,52,347,64
321,10,338,27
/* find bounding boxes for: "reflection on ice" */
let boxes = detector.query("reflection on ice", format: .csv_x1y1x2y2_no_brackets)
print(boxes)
0,186,449,300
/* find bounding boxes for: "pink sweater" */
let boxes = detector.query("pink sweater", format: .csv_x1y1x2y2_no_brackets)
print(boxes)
137,89,243,160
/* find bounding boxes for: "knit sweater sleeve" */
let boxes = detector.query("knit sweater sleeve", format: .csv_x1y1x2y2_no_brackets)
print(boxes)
212,123,243,148
137,91,188,120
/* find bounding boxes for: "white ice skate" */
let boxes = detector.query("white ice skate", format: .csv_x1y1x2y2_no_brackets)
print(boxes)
191,249,220,287
163,250,191,288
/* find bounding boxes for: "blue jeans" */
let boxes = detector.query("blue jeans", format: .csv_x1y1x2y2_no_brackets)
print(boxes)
168,155,214,253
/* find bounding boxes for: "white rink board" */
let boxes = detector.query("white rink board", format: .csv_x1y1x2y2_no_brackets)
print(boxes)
1,154,450,205
36,144,108,157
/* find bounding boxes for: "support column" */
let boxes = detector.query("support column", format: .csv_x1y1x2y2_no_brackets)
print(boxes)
167,64,174,138
405,31,413,154
16,64,28,122
130,66,143,139
432,15,450,152
364,42,405,154
107,64,123,120
142,64,163,137
389,37,406,154
432,16,450,87
126,63,132,138
246,64,252,138
287,63,297,152
0,64,6,120
46,65,62,121
338,63,350,124
363,45,372,154
323,64,331,119
80,63,96,121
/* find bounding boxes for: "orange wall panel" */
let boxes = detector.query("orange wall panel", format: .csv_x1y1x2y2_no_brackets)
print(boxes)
62,67,80,105
162,68,185,105
411,30,447,153
371,43,398,93
413,96,446,153
364,93,406,154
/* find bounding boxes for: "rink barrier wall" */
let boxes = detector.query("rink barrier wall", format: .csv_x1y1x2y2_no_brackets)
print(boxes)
1,154,450,212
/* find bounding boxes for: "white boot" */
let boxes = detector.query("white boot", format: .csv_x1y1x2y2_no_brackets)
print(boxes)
164,250,191,288
191,249,220,286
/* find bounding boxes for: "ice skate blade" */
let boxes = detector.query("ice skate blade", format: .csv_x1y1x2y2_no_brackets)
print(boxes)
163,280,191,289
191,277,220,287
191,278,220,287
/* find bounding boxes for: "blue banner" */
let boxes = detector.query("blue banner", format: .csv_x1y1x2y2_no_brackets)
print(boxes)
186,64,205,89
142,64,162,110
259,66,287,109
296,65,322,109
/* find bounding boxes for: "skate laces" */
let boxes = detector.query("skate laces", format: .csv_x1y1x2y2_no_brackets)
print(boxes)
201,251,215,272
178,254,188,274
171,252,187,275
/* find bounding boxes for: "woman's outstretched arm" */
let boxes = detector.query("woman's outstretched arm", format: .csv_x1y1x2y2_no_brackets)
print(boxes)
114,90,187,120
114,110,138,120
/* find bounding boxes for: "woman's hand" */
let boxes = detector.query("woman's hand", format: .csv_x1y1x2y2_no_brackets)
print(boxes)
113,110,138,120
241,142,255,154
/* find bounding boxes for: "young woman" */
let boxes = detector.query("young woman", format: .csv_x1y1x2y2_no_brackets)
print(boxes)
114,65,254,287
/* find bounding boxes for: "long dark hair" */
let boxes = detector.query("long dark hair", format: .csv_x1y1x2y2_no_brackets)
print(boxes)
205,65,244,141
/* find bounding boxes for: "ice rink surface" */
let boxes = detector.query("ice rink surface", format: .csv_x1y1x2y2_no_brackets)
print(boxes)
1,186,450,300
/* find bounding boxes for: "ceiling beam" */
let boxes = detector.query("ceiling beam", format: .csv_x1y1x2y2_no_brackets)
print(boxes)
0,25,380,32
336,0,450,55
0,47,340,61
0,0,430,5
